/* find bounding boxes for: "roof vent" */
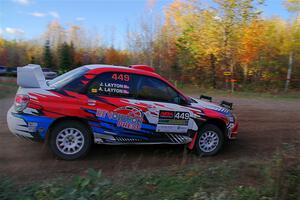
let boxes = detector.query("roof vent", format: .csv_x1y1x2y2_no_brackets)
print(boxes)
129,65,155,72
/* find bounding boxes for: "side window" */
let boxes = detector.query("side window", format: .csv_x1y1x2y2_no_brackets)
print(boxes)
62,76,87,93
136,75,180,104
88,72,134,97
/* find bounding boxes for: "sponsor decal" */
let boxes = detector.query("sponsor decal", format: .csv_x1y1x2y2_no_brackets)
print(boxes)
159,111,174,119
92,82,130,95
96,106,143,130
156,124,188,133
91,88,98,93
158,110,190,125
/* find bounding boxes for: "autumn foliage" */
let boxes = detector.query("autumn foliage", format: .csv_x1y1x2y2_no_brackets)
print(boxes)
0,0,299,91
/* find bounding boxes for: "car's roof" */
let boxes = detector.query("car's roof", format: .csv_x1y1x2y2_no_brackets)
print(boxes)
83,64,128,70
79,64,188,103
82,64,159,76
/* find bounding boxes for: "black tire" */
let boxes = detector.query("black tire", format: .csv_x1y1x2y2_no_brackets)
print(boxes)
48,120,92,160
195,124,224,156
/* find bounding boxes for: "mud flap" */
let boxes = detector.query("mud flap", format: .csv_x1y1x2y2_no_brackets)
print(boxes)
187,132,198,150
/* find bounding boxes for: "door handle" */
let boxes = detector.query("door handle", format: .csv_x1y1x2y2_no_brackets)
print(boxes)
87,99,96,106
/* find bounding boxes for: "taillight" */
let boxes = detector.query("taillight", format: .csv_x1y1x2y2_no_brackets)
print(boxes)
15,94,30,112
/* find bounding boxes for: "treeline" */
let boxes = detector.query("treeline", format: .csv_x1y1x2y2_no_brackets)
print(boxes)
0,21,130,73
0,0,299,91
127,0,300,91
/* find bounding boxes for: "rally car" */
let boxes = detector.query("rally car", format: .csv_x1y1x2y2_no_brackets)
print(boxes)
7,64,238,160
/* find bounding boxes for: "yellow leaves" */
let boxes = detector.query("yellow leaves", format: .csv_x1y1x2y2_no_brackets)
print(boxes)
164,0,201,36
239,20,267,64
161,0,300,86
166,1,222,56
0,38,4,47
284,0,300,13
104,48,129,66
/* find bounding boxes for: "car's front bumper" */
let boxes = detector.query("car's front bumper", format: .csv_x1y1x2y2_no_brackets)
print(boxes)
227,121,239,139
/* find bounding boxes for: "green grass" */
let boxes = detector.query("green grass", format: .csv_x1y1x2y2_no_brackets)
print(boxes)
1,78,300,100
1,145,299,200
0,78,18,99
0,84,17,99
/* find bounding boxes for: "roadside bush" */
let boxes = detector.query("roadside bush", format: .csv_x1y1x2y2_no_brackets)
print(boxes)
0,146,299,200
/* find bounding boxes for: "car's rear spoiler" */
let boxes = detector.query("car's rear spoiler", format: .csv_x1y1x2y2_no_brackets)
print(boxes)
17,64,48,88
200,94,233,110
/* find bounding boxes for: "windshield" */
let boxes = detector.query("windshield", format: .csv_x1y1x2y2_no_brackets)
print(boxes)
48,67,88,89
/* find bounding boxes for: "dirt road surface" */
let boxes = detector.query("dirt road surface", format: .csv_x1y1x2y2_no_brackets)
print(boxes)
1,95,300,183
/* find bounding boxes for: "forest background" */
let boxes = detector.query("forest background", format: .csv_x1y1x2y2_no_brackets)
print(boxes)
1,0,300,92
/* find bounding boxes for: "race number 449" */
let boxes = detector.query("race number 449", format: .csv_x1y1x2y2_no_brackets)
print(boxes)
112,73,130,82
174,112,189,120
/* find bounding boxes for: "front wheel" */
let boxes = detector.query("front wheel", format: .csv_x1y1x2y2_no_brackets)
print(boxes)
49,120,92,160
195,124,224,156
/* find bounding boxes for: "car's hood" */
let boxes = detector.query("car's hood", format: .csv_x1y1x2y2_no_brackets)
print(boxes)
188,97,232,116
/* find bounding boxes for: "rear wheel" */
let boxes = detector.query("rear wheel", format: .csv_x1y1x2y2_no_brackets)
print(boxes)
49,120,92,160
195,124,224,156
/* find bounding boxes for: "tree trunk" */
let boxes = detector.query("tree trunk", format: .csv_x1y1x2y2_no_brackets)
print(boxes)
243,63,248,85
284,52,293,92
230,64,234,93
210,54,217,89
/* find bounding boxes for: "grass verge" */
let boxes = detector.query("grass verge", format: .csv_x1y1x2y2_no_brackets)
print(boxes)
0,77,17,99
181,86,300,100
1,144,299,200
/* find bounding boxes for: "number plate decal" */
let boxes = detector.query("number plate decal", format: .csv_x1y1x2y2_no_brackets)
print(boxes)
158,111,190,126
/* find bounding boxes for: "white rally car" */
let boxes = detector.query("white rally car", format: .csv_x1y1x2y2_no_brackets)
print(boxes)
7,64,238,160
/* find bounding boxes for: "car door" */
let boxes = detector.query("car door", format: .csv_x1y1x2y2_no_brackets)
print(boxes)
86,71,147,143
128,74,196,143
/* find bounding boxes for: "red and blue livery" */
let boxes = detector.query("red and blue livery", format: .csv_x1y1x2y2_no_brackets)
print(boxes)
7,64,238,160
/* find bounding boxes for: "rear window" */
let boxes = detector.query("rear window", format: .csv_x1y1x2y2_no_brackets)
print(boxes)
48,67,88,89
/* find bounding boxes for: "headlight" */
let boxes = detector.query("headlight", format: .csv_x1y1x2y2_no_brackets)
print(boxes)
228,116,235,123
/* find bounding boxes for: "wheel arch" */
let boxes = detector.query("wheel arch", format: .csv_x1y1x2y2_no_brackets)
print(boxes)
200,118,227,137
188,118,227,154
188,118,228,150
45,116,94,142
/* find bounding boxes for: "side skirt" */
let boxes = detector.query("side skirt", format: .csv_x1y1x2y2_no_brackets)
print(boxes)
96,142,191,145
93,132,192,145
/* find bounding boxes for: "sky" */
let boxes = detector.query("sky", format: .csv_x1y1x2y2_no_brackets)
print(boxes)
0,0,292,48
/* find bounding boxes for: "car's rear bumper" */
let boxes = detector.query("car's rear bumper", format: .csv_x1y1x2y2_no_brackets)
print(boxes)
7,106,35,140
7,106,54,141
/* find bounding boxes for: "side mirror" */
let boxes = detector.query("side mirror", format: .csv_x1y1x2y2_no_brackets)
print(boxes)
176,96,188,106
181,99,189,106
